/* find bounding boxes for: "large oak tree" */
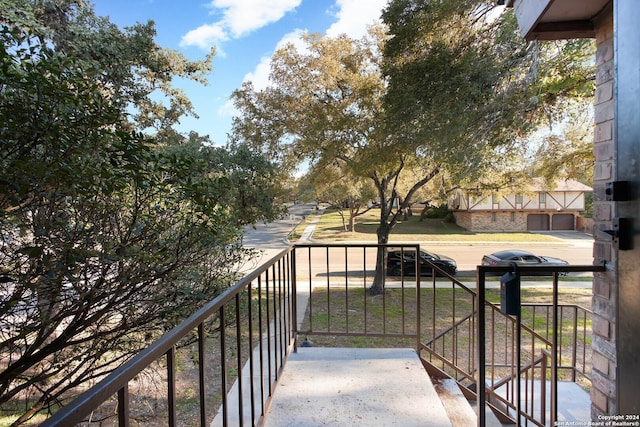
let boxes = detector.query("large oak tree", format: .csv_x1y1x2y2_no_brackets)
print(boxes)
230,1,593,294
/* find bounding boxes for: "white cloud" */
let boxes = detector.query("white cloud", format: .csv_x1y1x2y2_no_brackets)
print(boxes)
181,0,302,48
180,23,228,49
218,0,302,37
326,0,388,38
243,57,273,91
276,28,309,52
218,98,237,117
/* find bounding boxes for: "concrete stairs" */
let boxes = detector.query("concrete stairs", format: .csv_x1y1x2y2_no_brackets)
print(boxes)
433,378,507,427
433,376,593,427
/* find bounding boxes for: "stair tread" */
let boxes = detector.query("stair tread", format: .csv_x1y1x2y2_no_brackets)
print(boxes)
434,378,478,427
435,378,510,427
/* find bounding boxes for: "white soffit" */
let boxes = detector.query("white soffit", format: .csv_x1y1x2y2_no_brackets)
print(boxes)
510,0,610,40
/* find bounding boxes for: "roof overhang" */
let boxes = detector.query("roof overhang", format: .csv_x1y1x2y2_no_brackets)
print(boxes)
503,0,611,41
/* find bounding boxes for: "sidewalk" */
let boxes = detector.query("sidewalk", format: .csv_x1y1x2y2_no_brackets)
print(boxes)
297,210,323,242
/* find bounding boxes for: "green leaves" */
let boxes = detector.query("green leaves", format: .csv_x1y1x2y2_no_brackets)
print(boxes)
382,0,595,189
0,2,276,422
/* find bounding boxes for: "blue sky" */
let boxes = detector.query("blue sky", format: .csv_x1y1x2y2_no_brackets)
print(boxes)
92,0,389,145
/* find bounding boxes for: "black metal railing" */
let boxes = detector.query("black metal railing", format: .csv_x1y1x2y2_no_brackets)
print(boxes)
419,277,477,387
293,246,605,426
476,264,606,427
37,243,604,427
41,249,296,427
292,244,423,348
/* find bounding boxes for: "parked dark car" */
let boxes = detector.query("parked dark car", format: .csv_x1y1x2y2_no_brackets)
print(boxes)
386,248,457,276
481,250,568,273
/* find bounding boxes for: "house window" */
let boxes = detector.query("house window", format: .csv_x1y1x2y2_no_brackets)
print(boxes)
492,213,497,222
510,212,515,222
540,193,546,204
516,194,523,204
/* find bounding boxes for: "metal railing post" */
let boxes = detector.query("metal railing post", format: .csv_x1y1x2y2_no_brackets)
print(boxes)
477,266,487,427
551,272,559,427
292,247,298,352
515,312,521,426
167,347,176,427
416,259,421,353
198,324,207,427
118,386,130,427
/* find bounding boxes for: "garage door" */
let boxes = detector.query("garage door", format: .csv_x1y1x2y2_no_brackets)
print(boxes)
527,214,549,231
552,214,575,230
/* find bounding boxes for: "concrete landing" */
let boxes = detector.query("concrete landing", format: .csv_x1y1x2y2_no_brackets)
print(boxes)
494,379,591,423
264,347,452,427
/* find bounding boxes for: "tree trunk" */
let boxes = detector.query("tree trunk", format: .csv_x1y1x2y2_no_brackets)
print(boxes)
369,222,392,295
348,198,358,232
419,204,430,222
337,208,347,231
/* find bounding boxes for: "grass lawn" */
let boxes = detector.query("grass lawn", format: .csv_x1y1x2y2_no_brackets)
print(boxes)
300,286,594,385
307,208,563,243
300,287,592,347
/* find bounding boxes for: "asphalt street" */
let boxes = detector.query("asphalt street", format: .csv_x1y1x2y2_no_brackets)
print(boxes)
241,202,318,264
242,204,595,279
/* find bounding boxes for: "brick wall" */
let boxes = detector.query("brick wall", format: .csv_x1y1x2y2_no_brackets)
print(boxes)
453,212,472,231
452,211,583,232
453,211,529,231
591,4,617,417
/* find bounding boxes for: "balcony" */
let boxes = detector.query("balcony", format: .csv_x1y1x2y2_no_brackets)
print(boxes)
41,244,604,426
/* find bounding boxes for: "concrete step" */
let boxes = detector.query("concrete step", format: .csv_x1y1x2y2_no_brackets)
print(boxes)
434,378,509,427
433,378,477,427
264,347,453,426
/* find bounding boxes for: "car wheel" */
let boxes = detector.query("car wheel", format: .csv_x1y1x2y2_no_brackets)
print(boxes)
387,265,401,276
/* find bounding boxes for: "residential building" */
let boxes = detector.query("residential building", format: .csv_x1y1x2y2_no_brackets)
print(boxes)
449,178,592,232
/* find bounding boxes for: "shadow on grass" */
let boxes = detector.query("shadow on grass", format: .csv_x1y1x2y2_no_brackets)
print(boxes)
355,217,469,235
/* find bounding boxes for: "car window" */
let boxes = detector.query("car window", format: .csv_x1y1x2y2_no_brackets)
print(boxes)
521,255,541,263
398,251,414,259
390,251,415,260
